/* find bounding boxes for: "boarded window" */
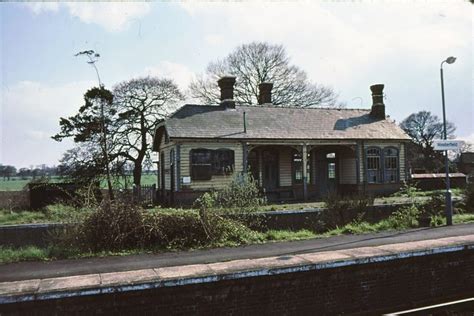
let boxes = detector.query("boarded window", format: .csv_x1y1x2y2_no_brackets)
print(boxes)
190,148,235,180
366,148,381,184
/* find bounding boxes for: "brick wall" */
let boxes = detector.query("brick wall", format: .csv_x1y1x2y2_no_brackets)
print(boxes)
2,249,473,315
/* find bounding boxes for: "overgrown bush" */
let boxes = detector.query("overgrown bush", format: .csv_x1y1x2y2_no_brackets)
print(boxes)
215,173,265,211
464,183,474,213
385,204,421,229
193,173,265,228
391,181,420,198
322,193,374,229
56,198,261,253
76,201,146,251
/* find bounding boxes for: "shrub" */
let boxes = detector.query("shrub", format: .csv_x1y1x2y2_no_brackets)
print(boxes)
322,193,374,229
392,181,420,198
386,204,421,229
430,215,445,227
464,183,474,213
420,194,444,218
78,201,146,251
194,173,265,229
55,199,261,252
215,173,265,211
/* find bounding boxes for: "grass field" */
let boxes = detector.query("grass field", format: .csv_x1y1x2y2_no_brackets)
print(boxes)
0,174,157,191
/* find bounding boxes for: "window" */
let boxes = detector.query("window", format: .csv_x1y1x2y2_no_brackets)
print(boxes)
248,150,259,182
326,153,336,180
384,147,399,183
293,152,303,183
212,149,234,175
190,149,212,180
328,163,336,179
365,146,400,184
366,148,381,183
190,148,235,180
292,152,311,184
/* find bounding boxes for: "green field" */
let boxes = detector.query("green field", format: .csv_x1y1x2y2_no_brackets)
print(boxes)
0,174,157,191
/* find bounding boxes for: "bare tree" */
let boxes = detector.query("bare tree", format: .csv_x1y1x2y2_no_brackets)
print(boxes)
400,110,456,172
189,42,339,107
112,77,184,186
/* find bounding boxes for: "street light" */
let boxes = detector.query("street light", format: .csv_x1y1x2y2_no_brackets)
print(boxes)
440,56,456,226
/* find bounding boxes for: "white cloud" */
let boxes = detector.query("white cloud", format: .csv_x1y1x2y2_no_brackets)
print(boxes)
23,2,150,32
23,2,59,14
204,34,224,46
1,80,93,167
143,61,196,91
459,133,474,145
178,1,472,135
180,1,470,88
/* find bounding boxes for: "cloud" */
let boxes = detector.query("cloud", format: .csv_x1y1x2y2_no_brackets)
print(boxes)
177,1,472,136
143,61,196,91
204,34,224,46
1,80,93,167
178,1,471,94
23,2,59,14
459,133,474,145
23,2,150,32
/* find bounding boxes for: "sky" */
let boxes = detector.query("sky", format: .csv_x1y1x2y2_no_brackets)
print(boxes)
1,1,472,169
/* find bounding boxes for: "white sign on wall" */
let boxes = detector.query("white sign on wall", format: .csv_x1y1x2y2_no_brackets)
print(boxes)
182,176,191,184
433,140,464,151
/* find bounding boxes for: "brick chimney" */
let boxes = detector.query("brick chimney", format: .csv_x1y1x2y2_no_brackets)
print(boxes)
370,84,385,119
217,76,236,108
258,82,273,105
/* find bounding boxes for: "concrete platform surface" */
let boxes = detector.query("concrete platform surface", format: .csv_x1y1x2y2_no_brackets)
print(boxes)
1,223,474,283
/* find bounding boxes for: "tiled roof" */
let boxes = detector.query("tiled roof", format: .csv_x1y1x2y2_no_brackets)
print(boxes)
160,104,411,141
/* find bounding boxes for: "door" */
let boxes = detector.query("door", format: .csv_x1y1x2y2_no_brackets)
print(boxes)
262,149,278,191
169,149,175,205
326,156,337,194
316,152,337,197
160,152,165,200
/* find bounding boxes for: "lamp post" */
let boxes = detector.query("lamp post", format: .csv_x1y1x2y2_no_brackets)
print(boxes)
440,56,456,226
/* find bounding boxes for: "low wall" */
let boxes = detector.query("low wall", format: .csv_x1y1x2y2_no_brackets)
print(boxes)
256,203,400,231
410,176,467,191
0,223,68,248
0,203,403,248
0,191,29,210
1,237,473,315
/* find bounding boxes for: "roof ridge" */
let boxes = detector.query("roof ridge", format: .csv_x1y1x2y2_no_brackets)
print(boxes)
236,105,371,111
177,103,372,111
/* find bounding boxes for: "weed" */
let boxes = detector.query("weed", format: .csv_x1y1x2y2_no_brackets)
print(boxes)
0,246,49,263
264,229,316,241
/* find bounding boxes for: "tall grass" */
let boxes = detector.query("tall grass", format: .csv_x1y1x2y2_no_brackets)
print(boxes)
0,204,91,225
0,246,49,263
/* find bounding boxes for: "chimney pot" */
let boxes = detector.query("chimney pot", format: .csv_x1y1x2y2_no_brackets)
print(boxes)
258,82,273,105
370,84,385,119
217,76,236,108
